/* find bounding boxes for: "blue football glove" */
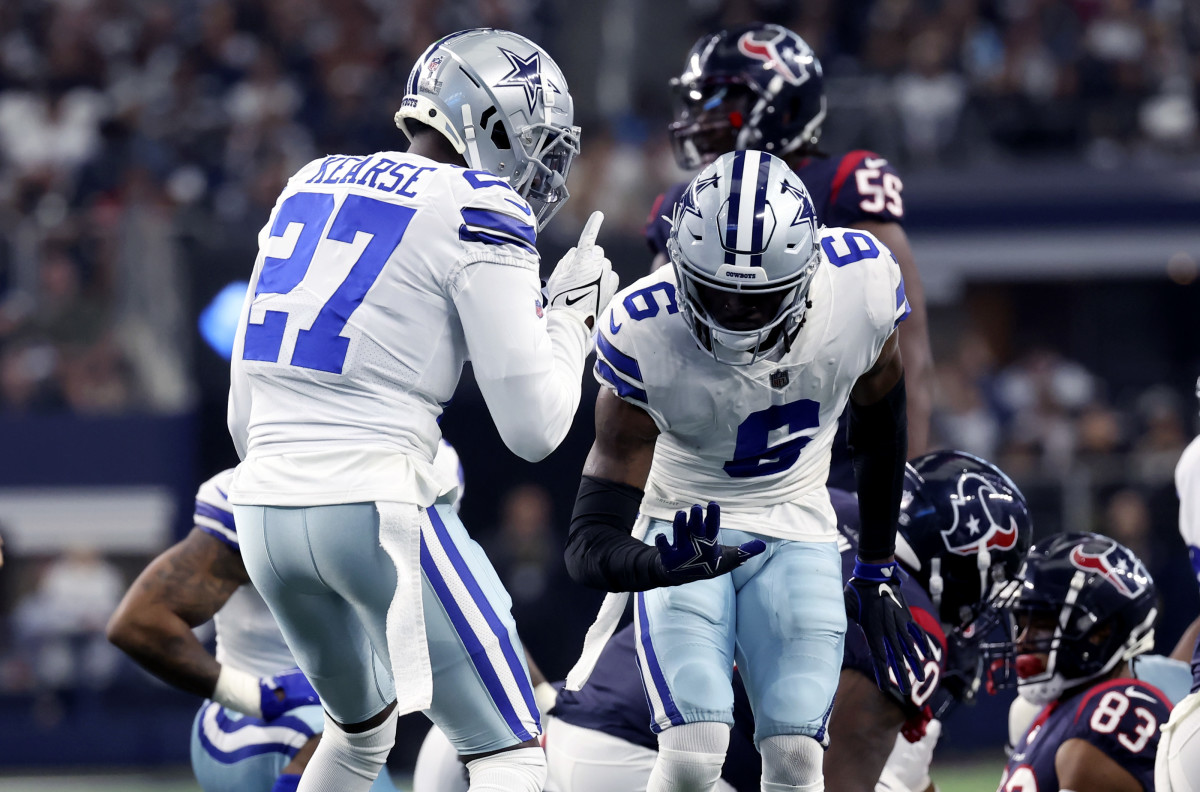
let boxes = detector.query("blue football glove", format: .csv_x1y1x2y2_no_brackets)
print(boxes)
844,558,927,701
260,668,319,720
654,503,766,585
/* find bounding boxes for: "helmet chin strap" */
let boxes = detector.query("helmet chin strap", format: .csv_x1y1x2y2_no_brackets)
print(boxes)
929,557,944,614
977,544,992,613
460,104,482,171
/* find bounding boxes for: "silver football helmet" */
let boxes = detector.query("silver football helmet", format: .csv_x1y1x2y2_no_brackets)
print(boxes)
667,150,821,365
395,29,580,228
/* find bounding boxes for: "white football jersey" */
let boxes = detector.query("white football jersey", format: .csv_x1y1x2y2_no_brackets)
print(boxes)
228,152,545,506
1176,434,1200,590
194,469,296,678
594,227,908,541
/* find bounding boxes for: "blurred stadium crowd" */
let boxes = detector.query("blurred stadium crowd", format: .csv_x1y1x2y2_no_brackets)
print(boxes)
0,0,1197,702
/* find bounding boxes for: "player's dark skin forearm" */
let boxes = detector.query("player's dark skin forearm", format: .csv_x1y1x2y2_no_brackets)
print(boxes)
107,528,249,699
824,669,907,791
1170,615,1200,663
854,221,931,458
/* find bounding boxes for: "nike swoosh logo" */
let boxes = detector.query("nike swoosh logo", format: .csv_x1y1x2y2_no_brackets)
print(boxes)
879,584,902,608
864,157,888,169
1125,686,1160,704
564,291,592,307
609,313,622,334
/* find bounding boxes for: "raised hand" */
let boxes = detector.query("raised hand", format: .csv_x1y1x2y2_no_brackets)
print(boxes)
654,502,766,585
545,210,619,329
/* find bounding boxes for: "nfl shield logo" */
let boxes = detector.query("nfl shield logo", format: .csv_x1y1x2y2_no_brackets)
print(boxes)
770,370,789,389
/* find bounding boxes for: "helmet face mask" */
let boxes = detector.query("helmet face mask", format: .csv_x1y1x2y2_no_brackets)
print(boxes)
666,150,821,366
981,532,1158,705
668,24,826,170
395,28,580,228
894,451,1034,705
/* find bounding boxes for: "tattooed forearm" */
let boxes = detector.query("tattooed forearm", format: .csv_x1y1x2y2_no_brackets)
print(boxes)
107,529,249,698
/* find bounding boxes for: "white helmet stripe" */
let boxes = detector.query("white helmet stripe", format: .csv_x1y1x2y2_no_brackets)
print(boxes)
735,150,761,268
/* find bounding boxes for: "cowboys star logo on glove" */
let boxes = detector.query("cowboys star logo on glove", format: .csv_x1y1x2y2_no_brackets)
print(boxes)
654,502,766,585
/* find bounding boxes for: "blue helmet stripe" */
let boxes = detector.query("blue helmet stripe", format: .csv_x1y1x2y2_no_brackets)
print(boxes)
724,151,747,267
749,153,772,268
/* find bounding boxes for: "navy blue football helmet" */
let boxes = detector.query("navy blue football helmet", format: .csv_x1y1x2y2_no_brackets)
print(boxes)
668,24,826,170
896,451,1033,705
985,532,1157,705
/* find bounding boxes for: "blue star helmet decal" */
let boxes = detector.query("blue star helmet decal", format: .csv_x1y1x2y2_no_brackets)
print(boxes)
679,173,719,220
780,179,817,231
496,47,561,115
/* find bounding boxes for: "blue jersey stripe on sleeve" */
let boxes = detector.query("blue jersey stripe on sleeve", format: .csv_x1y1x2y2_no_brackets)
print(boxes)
460,208,536,245
894,280,911,327
596,359,649,403
195,500,236,532
458,226,536,253
595,333,643,383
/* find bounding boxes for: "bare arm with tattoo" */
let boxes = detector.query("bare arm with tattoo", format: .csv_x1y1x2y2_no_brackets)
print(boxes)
107,528,249,698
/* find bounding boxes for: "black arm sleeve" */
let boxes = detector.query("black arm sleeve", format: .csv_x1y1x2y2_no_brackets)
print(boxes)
564,475,670,592
848,374,908,561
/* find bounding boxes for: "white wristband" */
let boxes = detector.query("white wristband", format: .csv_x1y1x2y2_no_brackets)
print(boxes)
213,665,262,718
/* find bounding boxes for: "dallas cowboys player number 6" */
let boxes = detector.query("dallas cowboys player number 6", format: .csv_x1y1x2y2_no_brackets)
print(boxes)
562,150,924,792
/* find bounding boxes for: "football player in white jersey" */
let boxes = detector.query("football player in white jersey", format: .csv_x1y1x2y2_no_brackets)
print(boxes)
561,150,925,792
225,28,617,792
1156,376,1200,791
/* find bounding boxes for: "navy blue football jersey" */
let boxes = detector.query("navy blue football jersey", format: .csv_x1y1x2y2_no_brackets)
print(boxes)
643,151,906,491
552,488,943,791
1001,678,1172,792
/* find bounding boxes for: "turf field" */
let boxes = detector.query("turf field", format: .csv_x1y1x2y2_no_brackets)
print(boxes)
1,761,1003,791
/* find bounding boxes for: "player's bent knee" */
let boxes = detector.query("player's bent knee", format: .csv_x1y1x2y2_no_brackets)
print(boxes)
464,746,546,792
648,722,729,792
760,734,824,791
304,708,397,787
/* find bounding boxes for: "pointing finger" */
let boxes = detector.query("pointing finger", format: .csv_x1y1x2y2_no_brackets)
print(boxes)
576,210,605,251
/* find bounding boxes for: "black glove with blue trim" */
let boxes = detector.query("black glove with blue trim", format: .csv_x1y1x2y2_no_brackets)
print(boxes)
654,502,766,586
844,558,927,700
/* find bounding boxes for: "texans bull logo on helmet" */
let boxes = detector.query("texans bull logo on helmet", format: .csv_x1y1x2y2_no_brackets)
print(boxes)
941,472,1021,556
1068,544,1150,599
736,29,813,87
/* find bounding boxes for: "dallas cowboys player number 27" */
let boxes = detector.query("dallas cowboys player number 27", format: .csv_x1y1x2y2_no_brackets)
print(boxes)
226,28,617,792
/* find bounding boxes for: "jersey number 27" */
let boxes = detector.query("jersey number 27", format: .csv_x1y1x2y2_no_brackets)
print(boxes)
243,191,415,374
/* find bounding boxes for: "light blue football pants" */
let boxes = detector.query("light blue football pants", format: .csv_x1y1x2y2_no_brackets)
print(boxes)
189,701,395,791
235,502,540,756
636,521,845,746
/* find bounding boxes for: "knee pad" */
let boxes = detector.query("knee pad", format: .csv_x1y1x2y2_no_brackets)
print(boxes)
760,734,824,792
648,722,730,792
464,746,546,792
297,709,397,792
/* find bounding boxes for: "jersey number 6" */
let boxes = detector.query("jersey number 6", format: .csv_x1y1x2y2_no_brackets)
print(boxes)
724,399,821,478
243,191,416,374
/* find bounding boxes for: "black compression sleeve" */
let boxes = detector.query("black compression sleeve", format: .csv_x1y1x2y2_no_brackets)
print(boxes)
564,475,670,592
849,374,908,561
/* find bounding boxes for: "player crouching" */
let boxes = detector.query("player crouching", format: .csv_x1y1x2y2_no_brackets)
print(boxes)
989,532,1170,792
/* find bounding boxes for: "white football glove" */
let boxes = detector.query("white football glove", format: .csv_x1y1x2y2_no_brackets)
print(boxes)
545,210,619,329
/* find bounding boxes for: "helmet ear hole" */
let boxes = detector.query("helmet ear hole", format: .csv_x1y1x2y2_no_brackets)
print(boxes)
490,121,511,151
480,106,512,150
